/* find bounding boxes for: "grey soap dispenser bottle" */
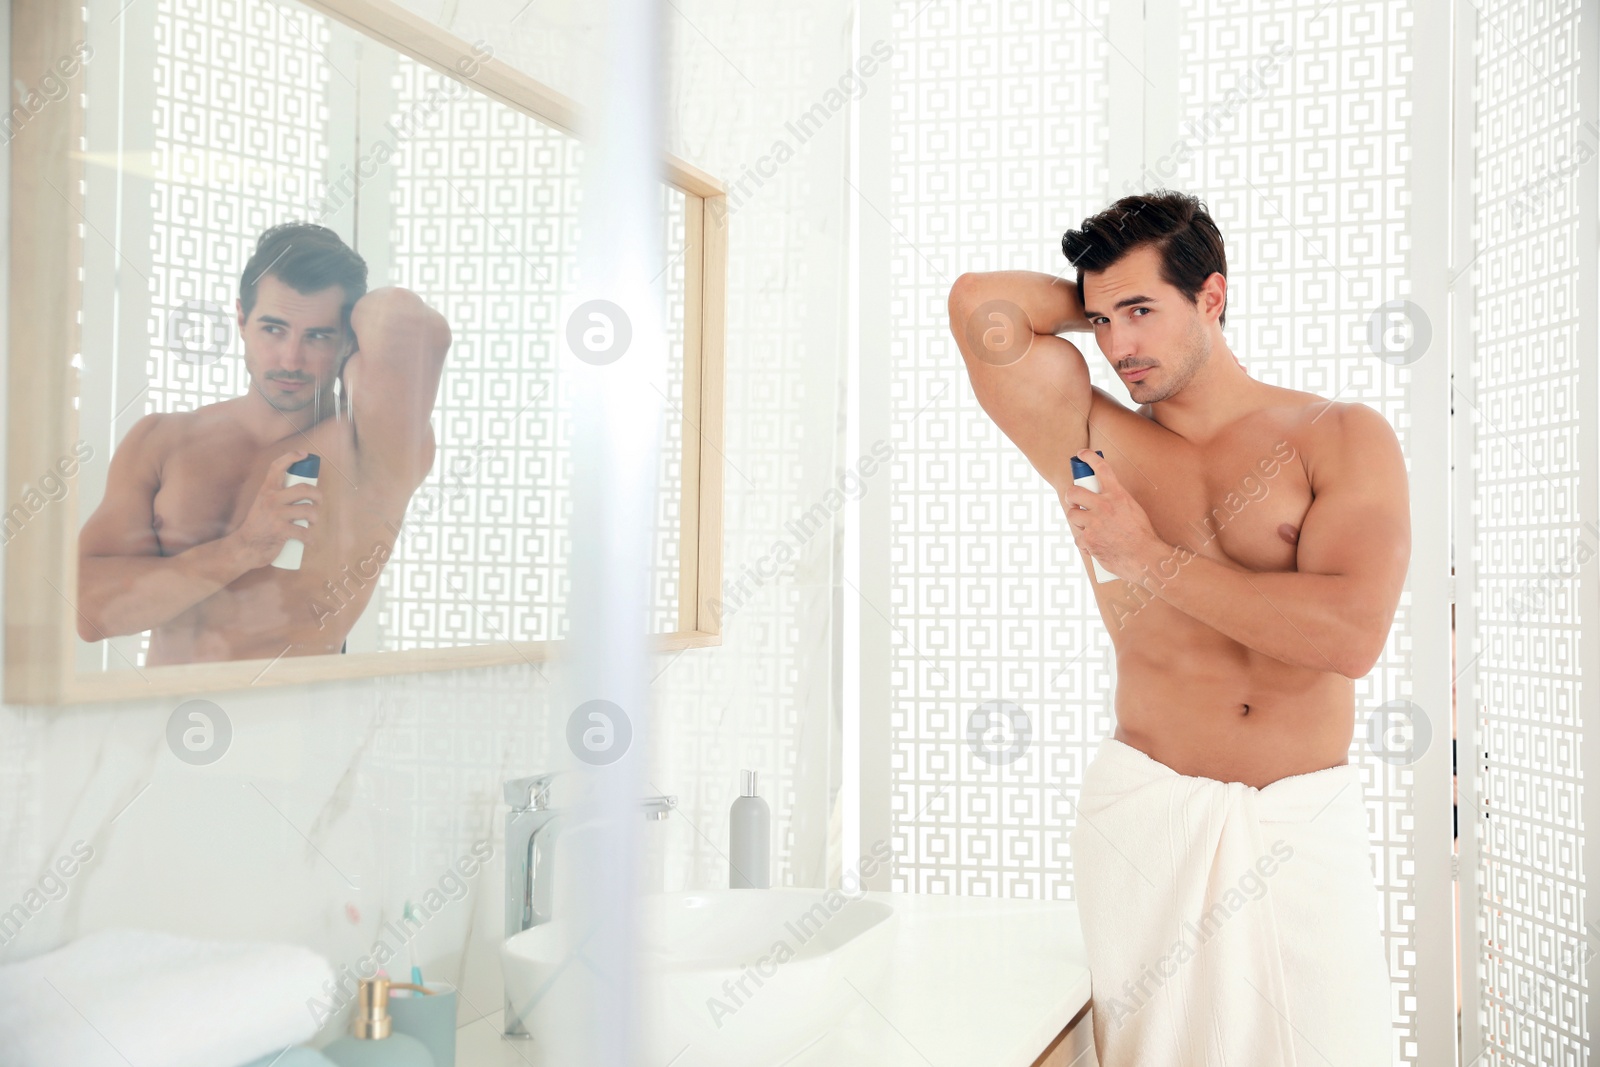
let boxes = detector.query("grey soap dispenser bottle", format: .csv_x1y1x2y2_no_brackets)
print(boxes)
729,769,770,888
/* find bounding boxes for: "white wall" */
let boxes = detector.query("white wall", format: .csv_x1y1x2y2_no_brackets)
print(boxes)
0,0,854,1035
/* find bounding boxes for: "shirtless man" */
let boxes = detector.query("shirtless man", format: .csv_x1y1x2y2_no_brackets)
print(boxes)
947,195,1410,789
76,222,451,667
950,192,1409,1063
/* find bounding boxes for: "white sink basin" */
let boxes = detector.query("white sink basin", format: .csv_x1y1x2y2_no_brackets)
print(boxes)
502,889,896,1066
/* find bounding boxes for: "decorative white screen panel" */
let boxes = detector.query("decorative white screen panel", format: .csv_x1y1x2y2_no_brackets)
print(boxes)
883,2,1439,1063
1468,0,1588,1062
148,0,332,417
1164,4,1424,1062
884,0,1114,900
375,54,687,648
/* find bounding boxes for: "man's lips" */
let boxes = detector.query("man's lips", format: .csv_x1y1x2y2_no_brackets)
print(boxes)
1121,366,1153,380
273,379,310,390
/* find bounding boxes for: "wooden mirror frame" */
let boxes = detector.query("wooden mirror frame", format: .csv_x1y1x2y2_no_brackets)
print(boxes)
4,0,725,703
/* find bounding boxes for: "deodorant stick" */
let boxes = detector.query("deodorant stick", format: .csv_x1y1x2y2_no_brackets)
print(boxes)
271,453,320,570
1069,450,1121,584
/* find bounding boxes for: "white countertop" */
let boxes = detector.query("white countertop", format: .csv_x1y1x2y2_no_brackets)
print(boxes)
457,891,1092,1067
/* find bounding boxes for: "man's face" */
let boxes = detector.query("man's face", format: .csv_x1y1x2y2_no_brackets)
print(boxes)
1081,244,1216,404
236,273,351,414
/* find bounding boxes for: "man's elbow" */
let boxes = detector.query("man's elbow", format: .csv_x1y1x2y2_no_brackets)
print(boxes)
947,273,970,308
431,312,452,355
947,274,977,335
1341,630,1387,680
392,287,450,349
75,601,106,643
74,567,134,642
355,288,450,345
77,602,149,643
1340,654,1373,681
73,561,100,641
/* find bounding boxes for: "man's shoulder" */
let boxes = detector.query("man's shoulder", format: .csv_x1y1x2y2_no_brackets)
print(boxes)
1293,398,1402,493
1294,395,1395,440
120,403,181,434
1262,389,1379,438
1325,400,1402,461
115,398,241,461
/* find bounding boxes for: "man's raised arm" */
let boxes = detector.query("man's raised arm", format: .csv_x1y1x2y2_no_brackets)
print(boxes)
340,287,451,486
947,270,1096,495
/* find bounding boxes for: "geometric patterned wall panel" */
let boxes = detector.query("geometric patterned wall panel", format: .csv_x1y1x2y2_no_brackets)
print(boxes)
1168,4,1422,1063
888,4,1437,1065
1469,0,1587,1063
376,55,687,649
886,0,1114,900
148,0,332,417
649,188,689,637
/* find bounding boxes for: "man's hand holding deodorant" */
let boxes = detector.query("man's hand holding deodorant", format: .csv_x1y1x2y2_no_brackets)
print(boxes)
1069,452,1121,583
1061,449,1165,584
226,450,324,571
272,454,321,570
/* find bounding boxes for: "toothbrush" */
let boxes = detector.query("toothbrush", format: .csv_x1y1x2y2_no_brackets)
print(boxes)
405,901,423,992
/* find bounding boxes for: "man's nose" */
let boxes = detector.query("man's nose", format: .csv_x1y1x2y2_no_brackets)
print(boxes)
1103,324,1135,360
280,338,313,371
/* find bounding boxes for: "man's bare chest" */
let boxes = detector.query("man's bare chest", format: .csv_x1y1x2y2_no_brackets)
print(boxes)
150,417,361,555
1089,402,1321,575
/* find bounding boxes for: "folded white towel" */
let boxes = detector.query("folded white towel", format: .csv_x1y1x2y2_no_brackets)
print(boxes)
0,927,334,1067
1069,737,1397,1066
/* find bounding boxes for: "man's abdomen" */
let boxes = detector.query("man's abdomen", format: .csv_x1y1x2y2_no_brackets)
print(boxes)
1111,634,1357,788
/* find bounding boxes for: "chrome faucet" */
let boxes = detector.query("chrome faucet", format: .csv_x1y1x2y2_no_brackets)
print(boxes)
502,772,677,1036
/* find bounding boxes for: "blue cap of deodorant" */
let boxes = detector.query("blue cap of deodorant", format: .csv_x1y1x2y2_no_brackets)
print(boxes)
1069,450,1104,479
287,454,321,478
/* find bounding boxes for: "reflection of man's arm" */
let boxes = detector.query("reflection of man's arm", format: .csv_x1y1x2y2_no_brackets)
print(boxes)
77,420,320,641
341,287,452,485
76,414,251,640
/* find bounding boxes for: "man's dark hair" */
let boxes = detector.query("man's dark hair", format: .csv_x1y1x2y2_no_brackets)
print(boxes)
1061,190,1228,328
239,222,368,327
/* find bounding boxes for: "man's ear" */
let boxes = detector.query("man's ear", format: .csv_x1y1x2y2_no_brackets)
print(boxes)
1205,271,1227,322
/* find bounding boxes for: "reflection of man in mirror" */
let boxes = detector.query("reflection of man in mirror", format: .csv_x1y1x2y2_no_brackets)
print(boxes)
77,223,450,666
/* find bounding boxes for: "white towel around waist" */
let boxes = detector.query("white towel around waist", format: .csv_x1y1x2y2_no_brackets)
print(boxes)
1068,737,1396,1067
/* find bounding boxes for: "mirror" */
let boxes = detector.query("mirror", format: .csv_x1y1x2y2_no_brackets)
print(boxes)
4,0,726,702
